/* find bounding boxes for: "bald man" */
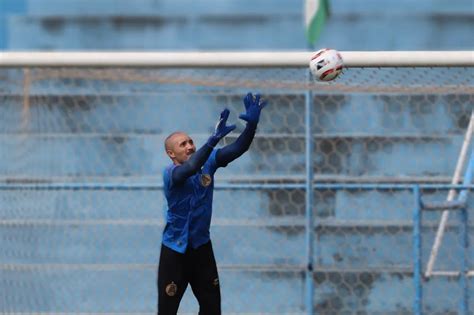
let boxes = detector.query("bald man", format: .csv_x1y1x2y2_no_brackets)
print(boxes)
158,93,267,314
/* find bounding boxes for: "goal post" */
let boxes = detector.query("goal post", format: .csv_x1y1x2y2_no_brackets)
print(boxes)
0,51,473,68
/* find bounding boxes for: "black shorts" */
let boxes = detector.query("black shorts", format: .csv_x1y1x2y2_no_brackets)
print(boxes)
157,241,221,315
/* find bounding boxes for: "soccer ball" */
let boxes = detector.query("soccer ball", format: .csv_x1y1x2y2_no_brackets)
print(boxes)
309,48,344,82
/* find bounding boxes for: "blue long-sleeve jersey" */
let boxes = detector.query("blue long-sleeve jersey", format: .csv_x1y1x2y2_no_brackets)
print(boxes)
162,123,256,253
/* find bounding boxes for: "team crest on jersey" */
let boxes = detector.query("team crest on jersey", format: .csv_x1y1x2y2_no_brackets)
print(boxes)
200,174,212,187
165,281,177,296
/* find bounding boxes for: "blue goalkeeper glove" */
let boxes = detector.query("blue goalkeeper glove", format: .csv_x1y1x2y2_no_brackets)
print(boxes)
207,108,236,147
238,92,268,126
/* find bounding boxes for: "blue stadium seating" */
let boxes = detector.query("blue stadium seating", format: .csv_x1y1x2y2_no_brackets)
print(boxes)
1,0,473,313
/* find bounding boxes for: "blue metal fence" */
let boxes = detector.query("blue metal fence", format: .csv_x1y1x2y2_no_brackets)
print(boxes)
1,182,472,314
413,149,473,315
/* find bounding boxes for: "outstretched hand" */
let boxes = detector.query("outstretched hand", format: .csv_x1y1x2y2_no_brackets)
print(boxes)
207,108,236,147
213,108,236,138
239,92,268,125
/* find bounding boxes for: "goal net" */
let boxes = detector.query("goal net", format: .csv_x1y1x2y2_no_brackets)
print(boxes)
0,51,473,314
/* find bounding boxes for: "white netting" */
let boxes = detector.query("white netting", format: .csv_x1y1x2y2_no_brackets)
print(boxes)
0,65,472,314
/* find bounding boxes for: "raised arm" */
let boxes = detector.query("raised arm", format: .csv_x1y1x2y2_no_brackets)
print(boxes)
216,92,267,167
172,109,236,186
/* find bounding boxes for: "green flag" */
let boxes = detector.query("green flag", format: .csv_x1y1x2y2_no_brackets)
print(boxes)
305,0,330,45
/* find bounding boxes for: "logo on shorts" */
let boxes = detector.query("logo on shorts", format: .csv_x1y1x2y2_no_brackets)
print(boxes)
213,278,219,287
165,281,177,297
200,174,212,187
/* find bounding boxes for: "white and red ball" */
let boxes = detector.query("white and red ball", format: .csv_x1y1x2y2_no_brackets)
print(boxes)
309,48,344,81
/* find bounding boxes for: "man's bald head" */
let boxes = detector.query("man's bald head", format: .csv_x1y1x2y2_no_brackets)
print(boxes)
164,131,196,165
165,131,186,151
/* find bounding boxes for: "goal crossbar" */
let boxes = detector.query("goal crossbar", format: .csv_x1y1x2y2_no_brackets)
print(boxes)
0,51,473,68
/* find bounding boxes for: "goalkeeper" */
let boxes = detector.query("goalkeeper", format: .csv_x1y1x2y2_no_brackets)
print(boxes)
158,92,268,314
